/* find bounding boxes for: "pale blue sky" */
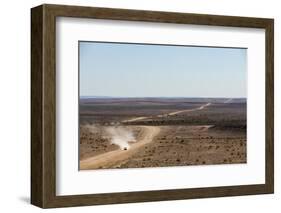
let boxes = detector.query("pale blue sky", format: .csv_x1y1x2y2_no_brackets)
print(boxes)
79,42,247,98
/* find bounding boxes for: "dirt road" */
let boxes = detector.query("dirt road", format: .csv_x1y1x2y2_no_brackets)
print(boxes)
158,102,211,117
123,102,211,123
80,126,161,170
223,98,233,103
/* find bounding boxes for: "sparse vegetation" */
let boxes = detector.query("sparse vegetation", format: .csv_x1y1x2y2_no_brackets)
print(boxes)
79,98,246,169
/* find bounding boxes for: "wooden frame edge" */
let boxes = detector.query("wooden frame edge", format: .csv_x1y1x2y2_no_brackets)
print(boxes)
31,4,274,208
44,184,270,208
265,19,274,194
31,5,44,208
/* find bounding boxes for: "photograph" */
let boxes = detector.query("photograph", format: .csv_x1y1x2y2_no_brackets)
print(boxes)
78,41,247,170
30,4,274,208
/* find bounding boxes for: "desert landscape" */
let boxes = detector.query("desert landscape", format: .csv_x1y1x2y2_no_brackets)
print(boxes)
79,97,246,170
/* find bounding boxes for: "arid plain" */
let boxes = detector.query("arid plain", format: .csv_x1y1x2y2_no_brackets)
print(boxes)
79,98,246,170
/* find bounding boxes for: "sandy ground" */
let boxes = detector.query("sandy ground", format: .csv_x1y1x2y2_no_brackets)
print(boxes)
80,126,160,169
79,99,246,169
118,125,246,168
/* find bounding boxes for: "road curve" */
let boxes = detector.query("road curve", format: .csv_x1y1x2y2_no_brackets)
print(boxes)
80,126,160,170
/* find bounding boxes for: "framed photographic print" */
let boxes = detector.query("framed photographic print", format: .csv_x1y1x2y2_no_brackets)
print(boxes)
31,4,274,208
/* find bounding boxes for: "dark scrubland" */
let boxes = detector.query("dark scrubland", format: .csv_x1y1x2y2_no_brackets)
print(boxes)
79,98,246,169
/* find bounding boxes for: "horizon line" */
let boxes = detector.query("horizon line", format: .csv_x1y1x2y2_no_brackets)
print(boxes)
80,96,247,99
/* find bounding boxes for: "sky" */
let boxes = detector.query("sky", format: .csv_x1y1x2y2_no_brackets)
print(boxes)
79,41,247,98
